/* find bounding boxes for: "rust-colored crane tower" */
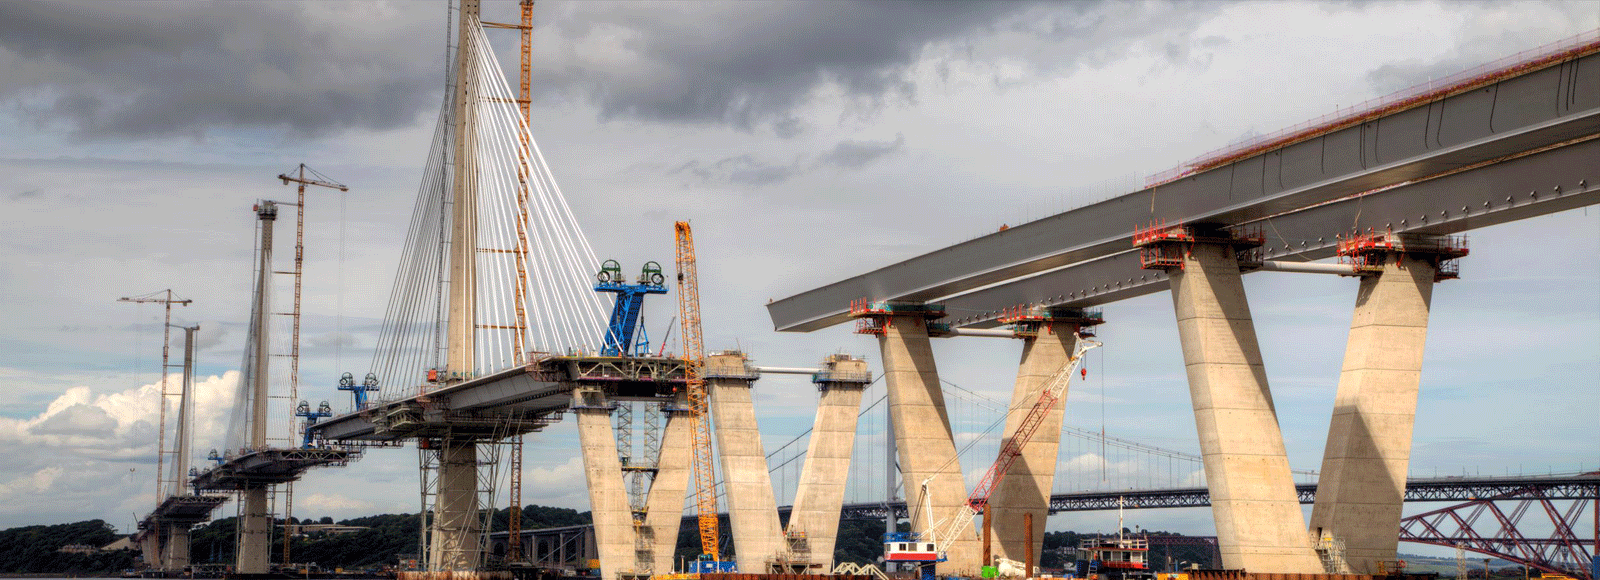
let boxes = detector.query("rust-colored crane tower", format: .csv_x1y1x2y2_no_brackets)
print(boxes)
276,164,348,566
482,0,535,561
675,221,721,562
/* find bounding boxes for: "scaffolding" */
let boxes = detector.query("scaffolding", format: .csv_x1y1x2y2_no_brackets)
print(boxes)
997,305,1106,338
848,299,948,336
1132,221,1263,271
1336,229,1469,281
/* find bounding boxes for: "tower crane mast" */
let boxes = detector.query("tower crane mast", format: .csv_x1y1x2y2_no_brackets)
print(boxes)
276,164,347,567
481,1,535,561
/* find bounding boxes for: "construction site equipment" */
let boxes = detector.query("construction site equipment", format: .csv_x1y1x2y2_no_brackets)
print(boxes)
595,260,669,356
117,289,193,504
482,5,536,560
276,164,347,566
675,221,734,573
887,336,1103,576
295,401,333,448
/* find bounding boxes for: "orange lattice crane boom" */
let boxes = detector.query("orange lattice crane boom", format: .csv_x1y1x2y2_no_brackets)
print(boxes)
674,221,723,566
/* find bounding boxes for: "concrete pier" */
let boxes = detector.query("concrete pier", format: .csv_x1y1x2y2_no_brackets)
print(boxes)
989,322,1078,565
429,440,482,571
785,355,872,572
1168,241,1322,573
705,352,785,573
877,312,979,574
642,396,693,575
163,524,190,571
575,389,638,580
237,488,271,573
1311,253,1438,573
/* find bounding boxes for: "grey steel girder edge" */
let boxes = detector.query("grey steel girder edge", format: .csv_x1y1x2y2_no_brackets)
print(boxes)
941,135,1600,328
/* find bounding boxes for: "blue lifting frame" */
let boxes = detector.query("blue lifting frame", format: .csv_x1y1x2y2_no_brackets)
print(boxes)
295,400,333,448
337,372,381,410
594,260,667,357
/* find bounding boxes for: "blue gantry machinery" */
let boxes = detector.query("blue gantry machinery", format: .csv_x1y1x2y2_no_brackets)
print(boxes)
594,260,668,357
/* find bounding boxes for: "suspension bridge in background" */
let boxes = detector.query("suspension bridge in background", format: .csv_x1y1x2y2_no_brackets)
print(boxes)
501,378,1599,580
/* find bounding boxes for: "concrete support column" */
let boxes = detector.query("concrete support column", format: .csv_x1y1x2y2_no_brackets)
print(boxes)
164,523,190,571
575,389,636,580
705,352,784,572
430,439,482,571
138,531,161,571
1168,242,1322,573
878,314,978,574
238,488,271,574
1311,253,1437,573
787,355,872,572
643,395,694,575
990,324,1078,565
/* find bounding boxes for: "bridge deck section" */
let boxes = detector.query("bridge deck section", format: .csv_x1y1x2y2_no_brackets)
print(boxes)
768,38,1600,332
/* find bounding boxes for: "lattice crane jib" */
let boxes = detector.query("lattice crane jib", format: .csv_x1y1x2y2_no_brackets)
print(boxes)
674,221,722,562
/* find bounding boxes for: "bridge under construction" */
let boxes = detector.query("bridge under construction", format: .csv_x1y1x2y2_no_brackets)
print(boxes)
118,5,1600,580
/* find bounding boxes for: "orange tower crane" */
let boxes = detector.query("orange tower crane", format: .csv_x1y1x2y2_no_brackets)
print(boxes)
276,164,348,566
482,0,535,561
675,221,724,569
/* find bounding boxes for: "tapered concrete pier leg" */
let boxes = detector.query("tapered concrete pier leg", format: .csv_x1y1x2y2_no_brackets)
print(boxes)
238,488,271,573
1168,242,1322,573
139,531,161,571
705,352,784,573
164,523,190,571
1311,253,1437,573
574,389,637,580
878,312,978,574
787,355,873,572
644,394,694,575
990,323,1078,565
429,439,482,571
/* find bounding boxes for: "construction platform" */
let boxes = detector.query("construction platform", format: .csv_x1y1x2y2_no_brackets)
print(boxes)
311,355,688,444
191,448,355,489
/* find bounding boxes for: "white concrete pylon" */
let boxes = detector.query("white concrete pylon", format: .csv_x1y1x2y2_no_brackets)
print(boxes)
705,352,785,573
989,323,1078,566
786,355,872,572
1168,241,1323,574
574,389,637,580
1311,253,1438,573
877,313,980,575
237,488,271,574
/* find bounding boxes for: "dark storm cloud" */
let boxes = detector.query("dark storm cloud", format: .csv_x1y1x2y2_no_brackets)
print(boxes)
819,134,905,169
0,1,444,140
537,1,1041,130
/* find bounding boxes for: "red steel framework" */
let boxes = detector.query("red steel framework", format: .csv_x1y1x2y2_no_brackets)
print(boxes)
1146,29,1600,188
1399,473,1599,580
1335,229,1469,281
1132,221,1264,271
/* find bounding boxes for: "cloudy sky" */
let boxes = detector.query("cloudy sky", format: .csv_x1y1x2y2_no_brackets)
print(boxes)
0,0,1597,545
